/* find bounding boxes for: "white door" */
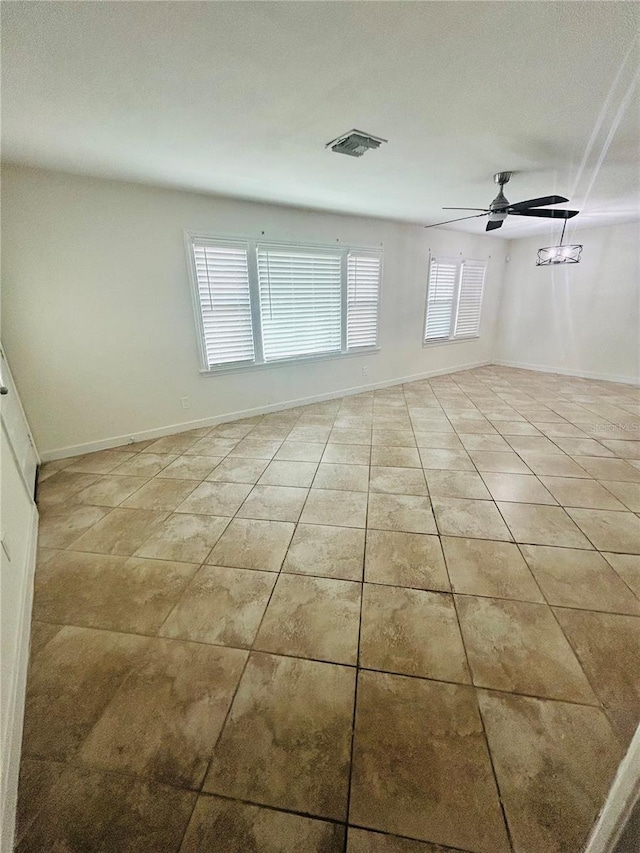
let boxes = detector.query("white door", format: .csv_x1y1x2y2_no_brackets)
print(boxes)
0,344,39,853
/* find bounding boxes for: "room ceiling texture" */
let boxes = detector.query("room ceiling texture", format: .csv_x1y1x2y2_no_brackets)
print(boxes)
2,1,638,239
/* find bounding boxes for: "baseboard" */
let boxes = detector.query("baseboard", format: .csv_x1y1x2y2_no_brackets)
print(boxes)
493,359,640,387
1,504,38,853
40,360,491,461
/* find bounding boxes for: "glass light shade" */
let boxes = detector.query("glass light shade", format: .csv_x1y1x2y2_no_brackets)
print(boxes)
536,244,583,266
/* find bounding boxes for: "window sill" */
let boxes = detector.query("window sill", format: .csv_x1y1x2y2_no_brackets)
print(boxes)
422,335,480,348
199,346,380,377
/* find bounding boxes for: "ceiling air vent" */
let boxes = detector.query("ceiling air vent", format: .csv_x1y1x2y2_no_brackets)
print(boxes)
326,129,387,157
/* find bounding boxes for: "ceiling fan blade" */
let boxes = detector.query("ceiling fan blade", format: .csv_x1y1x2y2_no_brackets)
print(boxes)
424,213,487,229
442,207,489,211
486,219,503,231
510,209,579,219
509,195,569,210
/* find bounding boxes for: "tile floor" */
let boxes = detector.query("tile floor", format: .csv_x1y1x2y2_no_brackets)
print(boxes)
17,366,640,852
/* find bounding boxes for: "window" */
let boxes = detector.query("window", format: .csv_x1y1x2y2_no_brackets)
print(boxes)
424,257,486,343
188,235,381,371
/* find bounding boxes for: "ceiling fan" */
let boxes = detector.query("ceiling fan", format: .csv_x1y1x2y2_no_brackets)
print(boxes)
425,171,579,231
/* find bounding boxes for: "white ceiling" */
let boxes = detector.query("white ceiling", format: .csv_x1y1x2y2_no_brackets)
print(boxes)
2,1,639,239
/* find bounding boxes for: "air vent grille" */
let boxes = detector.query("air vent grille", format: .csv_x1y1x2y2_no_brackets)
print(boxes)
326,129,387,157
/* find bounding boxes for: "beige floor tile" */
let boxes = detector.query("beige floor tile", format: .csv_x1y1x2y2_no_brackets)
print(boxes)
321,443,371,465
258,459,318,487
494,421,542,436
347,829,459,852
66,449,138,474
275,441,326,462
600,438,640,459
479,691,622,853
329,428,372,445
539,476,626,510
469,450,531,474
141,433,203,455
504,435,564,454
369,466,427,496
236,484,308,522
70,507,169,555
121,477,199,511
424,469,491,500
36,458,75,482
15,758,66,846
313,462,370,491
413,431,462,449
442,536,544,602
600,479,640,512
37,471,102,507
288,426,332,443
34,551,198,633
175,481,252,515
228,438,283,459
73,475,150,507
554,437,615,457
449,419,497,435
80,640,247,788
567,507,640,553
433,497,512,541
184,436,239,456
553,608,640,742
156,455,223,480
204,653,355,820
371,429,415,447
360,585,469,682
481,472,556,505
160,565,275,647
211,422,255,439
365,530,449,591
349,671,510,853
572,456,640,482
370,445,421,468
498,501,593,548
206,456,269,483
418,448,475,471
180,796,344,853
255,574,361,664
16,764,196,853
300,488,368,527
28,622,62,658
22,626,148,761
37,504,112,549
456,596,597,703
458,433,512,452
134,513,229,563
603,552,640,598
520,452,591,478
521,545,640,614
207,518,295,571
112,453,179,477
282,523,365,581
367,493,436,534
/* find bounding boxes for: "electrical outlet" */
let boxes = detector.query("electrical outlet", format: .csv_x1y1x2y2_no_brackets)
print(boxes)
180,396,191,410
362,366,369,377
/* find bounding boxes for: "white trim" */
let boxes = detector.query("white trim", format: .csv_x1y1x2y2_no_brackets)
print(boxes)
39,359,491,461
0,503,38,853
583,724,640,853
494,359,640,387
199,344,379,377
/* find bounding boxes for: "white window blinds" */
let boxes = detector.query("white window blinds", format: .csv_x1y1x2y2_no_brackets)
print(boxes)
424,257,486,343
455,261,486,338
192,240,255,367
257,246,342,362
347,252,381,349
424,258,458,341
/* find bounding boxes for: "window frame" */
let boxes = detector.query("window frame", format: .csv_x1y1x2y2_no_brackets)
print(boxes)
185,231,382,375
423,255,486,346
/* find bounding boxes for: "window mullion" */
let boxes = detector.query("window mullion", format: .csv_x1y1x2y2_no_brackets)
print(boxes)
246,241,264,364
450,260,463,340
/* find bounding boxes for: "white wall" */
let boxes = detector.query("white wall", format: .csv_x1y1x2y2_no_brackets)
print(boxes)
497,222,640,384
1,165,507,458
